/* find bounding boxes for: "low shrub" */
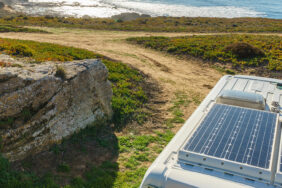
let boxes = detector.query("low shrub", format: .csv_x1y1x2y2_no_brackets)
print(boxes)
10,44,34,57
224,42,265,58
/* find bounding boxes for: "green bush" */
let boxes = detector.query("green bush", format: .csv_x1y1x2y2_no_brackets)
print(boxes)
10,44,34,57
224,42,265,59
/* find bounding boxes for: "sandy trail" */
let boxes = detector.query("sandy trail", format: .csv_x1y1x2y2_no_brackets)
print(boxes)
1,28,275,125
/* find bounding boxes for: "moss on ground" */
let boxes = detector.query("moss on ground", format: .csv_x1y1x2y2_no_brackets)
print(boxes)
127,34,282,72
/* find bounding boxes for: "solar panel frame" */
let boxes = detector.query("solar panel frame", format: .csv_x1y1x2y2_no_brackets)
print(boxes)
178,103,279,181
278,134,282,173
275,129,282,185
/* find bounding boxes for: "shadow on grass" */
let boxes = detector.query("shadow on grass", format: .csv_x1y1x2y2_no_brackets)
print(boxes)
9,123,120,188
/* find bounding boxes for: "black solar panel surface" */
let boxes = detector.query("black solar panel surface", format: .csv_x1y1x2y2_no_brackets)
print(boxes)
184,104,277,169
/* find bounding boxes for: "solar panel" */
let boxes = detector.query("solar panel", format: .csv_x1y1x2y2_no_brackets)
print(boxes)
184,104,277,169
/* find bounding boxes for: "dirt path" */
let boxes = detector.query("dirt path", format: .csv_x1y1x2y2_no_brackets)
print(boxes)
1,28,268,129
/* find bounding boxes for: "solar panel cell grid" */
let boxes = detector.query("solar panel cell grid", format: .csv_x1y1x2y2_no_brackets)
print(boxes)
184,104,277,169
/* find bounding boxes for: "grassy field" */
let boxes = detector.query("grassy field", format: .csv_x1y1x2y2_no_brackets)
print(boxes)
0,38,171,187
0,16,281,33
127,34,282,75
0,24,46,33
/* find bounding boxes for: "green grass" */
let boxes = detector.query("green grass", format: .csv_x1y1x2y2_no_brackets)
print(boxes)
57,163,71,173
0,118,14,129
0,24,47,33
127,35,282,72
0,155,59,188
110,131,174,188
0,38,102,62
0,16,281,33
0,38,152,187
0,124,174,187
166,92,191,128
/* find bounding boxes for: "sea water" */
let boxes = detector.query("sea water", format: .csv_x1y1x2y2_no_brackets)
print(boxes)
15,0,282,19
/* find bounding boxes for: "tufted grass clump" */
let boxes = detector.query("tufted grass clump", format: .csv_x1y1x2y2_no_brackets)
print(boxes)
55,65,66,80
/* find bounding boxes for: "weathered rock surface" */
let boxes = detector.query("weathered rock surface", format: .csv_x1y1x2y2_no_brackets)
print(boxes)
0,57,112,161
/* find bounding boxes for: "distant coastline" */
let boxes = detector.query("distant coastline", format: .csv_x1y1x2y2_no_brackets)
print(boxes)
1,0,281,19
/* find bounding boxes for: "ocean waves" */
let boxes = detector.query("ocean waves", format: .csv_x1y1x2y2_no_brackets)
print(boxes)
12,0,275,18
104,0,264,18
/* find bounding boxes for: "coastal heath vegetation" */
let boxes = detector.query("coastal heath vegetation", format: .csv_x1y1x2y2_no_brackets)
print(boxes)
127,34,282,74
0,15,281,33
0,24,47,33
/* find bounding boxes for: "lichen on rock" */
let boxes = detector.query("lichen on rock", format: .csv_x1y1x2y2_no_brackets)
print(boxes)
0,57,113,161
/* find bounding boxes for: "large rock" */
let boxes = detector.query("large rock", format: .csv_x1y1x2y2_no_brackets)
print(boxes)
0,57,112,161
111,13,151,22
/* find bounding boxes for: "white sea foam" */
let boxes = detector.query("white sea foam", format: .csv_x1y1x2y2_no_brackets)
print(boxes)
15,0,266,18
105,0,264,18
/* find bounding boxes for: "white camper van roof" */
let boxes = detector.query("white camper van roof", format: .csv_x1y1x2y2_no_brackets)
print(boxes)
140,75,282,188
